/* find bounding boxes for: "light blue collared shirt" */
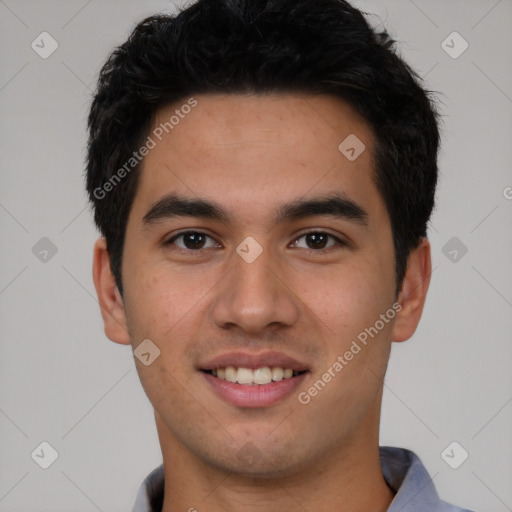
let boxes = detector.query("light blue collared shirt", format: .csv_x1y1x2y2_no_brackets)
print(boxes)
131,446,475,511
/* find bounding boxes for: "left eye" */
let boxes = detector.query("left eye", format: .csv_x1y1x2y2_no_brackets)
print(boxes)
291,232,343,250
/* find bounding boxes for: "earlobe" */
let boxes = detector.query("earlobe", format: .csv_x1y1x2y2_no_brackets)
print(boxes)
92,237,131,345
391,238,432,343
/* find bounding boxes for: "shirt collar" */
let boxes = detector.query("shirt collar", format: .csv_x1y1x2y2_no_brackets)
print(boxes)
379,446,471,511
131,446,472,512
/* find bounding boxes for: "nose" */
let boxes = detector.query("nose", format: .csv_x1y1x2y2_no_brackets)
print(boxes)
210,244,300,335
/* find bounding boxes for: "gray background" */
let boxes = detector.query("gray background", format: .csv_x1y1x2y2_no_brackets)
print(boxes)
1,0,511,510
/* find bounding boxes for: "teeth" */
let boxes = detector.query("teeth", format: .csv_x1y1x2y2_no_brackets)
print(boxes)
237,367,253,385
253,367,272,385
272,367,284,381
211,366,300,385
225,366,237,383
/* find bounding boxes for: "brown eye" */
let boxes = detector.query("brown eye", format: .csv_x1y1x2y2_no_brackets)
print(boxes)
292,232,345,250
166,231,218,250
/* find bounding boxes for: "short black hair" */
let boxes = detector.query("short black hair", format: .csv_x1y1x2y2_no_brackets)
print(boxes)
86,0,441,298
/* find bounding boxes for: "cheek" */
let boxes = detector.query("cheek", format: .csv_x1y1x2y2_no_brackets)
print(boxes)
123,271,174,340
294,254,395,406
123,255,207,333
121,257,222,376
296,257,392,339
121,262,203,399
295,261,393,426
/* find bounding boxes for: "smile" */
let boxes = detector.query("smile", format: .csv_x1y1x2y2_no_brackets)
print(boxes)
203,366,306,385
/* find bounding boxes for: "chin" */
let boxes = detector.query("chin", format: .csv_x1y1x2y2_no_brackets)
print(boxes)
201,440,311,480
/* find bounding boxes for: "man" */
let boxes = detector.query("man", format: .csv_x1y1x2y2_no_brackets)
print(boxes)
86,0,474,510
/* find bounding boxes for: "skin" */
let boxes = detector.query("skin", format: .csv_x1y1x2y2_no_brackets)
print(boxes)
93,93,431,512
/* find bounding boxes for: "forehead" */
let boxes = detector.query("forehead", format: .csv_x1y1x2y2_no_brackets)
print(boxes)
151,93,372,156
131,93,382,226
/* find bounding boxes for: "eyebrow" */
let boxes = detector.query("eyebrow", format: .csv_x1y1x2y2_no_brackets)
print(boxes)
142,192,369,228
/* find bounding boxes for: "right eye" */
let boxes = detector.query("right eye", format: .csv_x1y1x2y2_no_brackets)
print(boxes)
165,231,220,251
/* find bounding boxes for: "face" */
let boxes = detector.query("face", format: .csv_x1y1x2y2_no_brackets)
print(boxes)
95,93,427,478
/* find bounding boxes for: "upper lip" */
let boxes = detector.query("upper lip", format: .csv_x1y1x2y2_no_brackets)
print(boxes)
199,351,310,372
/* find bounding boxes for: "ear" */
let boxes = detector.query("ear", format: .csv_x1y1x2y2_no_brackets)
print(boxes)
92,237,131,345
391,237,432,343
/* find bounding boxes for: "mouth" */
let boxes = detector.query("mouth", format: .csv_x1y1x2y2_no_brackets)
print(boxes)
201,367,307,385
199,352,310,408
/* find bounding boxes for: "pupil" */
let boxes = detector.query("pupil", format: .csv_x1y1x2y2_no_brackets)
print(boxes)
185,233,204,249
307,233,326,249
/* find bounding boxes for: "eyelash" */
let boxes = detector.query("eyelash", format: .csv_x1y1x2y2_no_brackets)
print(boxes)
164,230,347,253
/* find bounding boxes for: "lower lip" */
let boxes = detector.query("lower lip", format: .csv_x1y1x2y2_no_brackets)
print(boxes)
202,371,308,408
